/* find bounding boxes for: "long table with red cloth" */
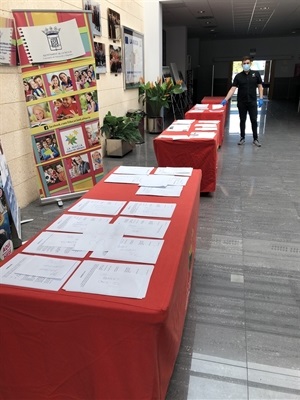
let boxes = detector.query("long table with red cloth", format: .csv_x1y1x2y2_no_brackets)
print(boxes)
185,104,226,146
153,121,218,192
0,168,201,400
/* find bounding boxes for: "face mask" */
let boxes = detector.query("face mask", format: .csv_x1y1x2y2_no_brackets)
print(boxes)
243,64,250,72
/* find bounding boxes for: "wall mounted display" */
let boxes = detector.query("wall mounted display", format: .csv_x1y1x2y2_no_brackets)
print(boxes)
83,0,101,36
107,8,121,40
13,10,103,203
123,26,144,89
94,42,106,74
109,45,122,73
0,16,17,66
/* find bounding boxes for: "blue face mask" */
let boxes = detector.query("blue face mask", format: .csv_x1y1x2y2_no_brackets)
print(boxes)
243,63,250,72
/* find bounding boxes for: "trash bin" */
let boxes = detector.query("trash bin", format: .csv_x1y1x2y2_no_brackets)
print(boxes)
126,109,145,144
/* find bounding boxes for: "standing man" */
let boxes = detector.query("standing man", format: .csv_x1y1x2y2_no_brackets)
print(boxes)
221,56,264,147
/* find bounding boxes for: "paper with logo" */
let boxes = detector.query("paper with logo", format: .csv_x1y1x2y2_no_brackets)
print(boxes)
17,19,85,63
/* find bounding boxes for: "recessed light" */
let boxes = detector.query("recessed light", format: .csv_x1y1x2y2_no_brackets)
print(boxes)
259,6,269,10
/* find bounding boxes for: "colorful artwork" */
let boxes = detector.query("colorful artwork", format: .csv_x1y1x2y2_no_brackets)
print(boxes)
13,10,103,200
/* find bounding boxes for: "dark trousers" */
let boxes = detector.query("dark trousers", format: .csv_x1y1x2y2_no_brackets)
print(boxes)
237,101,258,140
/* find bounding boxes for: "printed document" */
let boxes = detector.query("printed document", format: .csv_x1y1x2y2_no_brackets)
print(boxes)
0,253,80,291
23,231,88,258
121,201,176,218
91,236,164,264
136,186,183,197
63,260,154,299
68,199,126,215
113,216,170,238
113,166,154,175
46,214,112,233
154,167,193,176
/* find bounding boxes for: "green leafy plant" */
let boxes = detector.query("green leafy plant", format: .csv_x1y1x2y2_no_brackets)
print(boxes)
139,77,184,117
101,111,143,144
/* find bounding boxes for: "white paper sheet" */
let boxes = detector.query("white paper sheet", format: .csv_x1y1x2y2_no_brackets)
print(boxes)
157,134,189,140
212,104,224,109
113,166,154,175
63,260,154,299
18,19,85,63
114,216,170,238
121,201,176,218
194,127,217,131
191,132,217,139
46,214,112,233
166,124,191,131
23,231,88,258
136,186,183,197
91,236,164,264
73,225,124,251
0,253,80,291
154,167,193,176
139,175,188,187
172,119,195,124
194,104,209,109
104,174,142,184
68,199,126,215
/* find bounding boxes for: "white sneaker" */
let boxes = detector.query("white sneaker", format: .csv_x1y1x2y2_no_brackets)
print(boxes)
253,140,261,147
237,138,245,145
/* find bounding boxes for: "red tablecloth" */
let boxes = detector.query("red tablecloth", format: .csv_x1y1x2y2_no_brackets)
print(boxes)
153,121,218,192
185,104,226,146
0,168,201,400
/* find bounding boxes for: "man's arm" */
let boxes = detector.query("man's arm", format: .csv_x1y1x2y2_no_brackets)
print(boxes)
258,83,263,99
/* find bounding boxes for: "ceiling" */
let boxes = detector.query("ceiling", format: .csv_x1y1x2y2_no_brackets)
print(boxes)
162,0,300,40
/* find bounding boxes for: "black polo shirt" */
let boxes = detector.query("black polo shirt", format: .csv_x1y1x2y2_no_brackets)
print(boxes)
232,70,262,102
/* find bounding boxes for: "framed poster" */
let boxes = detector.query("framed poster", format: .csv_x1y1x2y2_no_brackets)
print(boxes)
123,27,144,89
107,8,121,40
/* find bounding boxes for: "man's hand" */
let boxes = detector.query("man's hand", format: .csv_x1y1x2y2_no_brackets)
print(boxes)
258,99,264,108
221,99,227,106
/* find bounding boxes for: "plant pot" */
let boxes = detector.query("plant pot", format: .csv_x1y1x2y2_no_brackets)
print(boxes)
106,139,134,157
147,116,164,134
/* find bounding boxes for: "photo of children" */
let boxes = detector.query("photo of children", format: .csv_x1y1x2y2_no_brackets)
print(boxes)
33,133,60,163
55,96,79,120
46,73,64,96
43,162,67,186
28,102,52,127
109,45,122,73
79,90,99,114
58,70,73,92
73,65,96,90
58,125,86,154
67,157,81,179
23,76,46,102
91,149,102,171
84,120,101,146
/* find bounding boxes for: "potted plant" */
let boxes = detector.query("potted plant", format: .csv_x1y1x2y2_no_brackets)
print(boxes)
139,77,183,133
101,111,143,157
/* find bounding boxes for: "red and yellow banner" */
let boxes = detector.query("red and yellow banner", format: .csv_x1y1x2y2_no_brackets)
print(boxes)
13,10,102,200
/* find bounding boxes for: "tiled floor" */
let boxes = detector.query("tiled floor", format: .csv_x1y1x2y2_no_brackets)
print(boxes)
20,99,300,399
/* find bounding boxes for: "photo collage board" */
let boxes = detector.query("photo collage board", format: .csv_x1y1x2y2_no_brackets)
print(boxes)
13,10,103,200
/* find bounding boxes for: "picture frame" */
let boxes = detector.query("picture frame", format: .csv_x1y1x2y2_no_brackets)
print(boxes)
123,26,144,89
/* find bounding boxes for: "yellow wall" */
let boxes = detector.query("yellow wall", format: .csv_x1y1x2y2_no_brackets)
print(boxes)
0,0,144,207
